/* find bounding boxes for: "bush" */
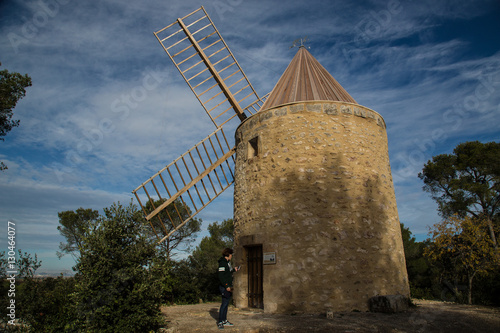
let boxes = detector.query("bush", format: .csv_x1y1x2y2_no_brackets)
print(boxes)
16,276,77,332
74,202,165,332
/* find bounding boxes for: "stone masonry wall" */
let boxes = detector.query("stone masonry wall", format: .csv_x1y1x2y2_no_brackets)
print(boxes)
232,101,410,313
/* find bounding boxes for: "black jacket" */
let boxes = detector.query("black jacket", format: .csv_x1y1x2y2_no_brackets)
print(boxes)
217,256,235,288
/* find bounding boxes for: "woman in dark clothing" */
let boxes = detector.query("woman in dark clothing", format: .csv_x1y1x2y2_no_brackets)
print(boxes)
217,248,239,329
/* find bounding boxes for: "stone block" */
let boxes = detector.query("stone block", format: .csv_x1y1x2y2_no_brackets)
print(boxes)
369,295,409,313
323,103,338,115
341,105,352,114
260,111,273,122
275,107,287,116
306,103,322,112
290,104,304,113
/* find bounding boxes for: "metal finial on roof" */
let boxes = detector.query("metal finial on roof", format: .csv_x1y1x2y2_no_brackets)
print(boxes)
289,36,310,49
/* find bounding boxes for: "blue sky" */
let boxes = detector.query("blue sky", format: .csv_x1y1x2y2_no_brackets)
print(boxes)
1,0,499,275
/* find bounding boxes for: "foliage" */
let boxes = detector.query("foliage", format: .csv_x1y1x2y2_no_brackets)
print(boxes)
16,251,42,279
57,208,99,260
1,200,207,331
0,251,6,278
0,250,43,331
400,223,434,299
16,276,77,332
0,62,32,170
472,270,500,306
418,141,500,249
74,202,164,332
169,260,201,304
187,219,234,301
425,215,500,304
161,219,234,304
141,198,201,259
149,252,177,305
0,249,42,280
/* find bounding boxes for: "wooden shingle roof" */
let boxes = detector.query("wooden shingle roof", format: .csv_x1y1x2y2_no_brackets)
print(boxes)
261,47,356,111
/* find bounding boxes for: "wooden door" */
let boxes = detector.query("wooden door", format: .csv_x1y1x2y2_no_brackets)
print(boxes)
246,245,263,308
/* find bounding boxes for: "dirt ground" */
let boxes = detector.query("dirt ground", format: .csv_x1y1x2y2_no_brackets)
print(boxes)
160,299,500,332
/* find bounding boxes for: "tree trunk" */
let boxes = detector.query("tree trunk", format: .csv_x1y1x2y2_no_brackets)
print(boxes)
486,218,498,251
467,272,476,305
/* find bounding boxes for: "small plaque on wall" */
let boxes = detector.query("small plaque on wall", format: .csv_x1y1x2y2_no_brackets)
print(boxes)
263,252,276,265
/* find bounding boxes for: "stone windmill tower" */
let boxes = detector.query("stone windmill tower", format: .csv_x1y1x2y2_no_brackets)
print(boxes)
133,7,409,313
232,45,409,313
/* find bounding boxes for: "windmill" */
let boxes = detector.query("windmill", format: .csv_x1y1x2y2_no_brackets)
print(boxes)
134,6,410,313
132,6,268,244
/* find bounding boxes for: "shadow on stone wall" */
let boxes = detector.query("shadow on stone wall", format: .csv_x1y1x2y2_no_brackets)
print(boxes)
266,146,406,312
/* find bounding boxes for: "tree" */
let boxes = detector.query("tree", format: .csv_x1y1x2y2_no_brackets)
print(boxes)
188,219,234,301
141,198,201,259
57,208,99,260
16,250,42,279
17,276,77,332
1,250,44,329
400,223,433,299
425,215,499,304
0,62,32,170
418,141,500,249
74,202,164,332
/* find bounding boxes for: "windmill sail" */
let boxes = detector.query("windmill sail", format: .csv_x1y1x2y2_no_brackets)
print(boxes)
154,6,265,128
133,127,235,243
134,93,267,243
134,6,269,243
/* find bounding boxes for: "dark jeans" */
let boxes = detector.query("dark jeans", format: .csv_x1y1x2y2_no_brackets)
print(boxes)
218,285,232,323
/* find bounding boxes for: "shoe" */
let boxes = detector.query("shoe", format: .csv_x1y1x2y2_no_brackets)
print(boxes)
223,320,234,326
217,322,224,329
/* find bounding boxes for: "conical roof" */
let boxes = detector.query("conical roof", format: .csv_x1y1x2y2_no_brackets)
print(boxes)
261,47,356,111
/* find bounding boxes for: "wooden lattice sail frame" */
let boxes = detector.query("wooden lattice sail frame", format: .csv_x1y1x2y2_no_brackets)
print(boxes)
134,6,268,243
133,127,235,243
154,6,265,128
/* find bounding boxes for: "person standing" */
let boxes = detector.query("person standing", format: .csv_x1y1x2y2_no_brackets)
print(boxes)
217,248,239,329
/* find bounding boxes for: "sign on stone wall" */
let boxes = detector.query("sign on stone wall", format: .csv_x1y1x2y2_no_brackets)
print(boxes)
263,252,276,265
